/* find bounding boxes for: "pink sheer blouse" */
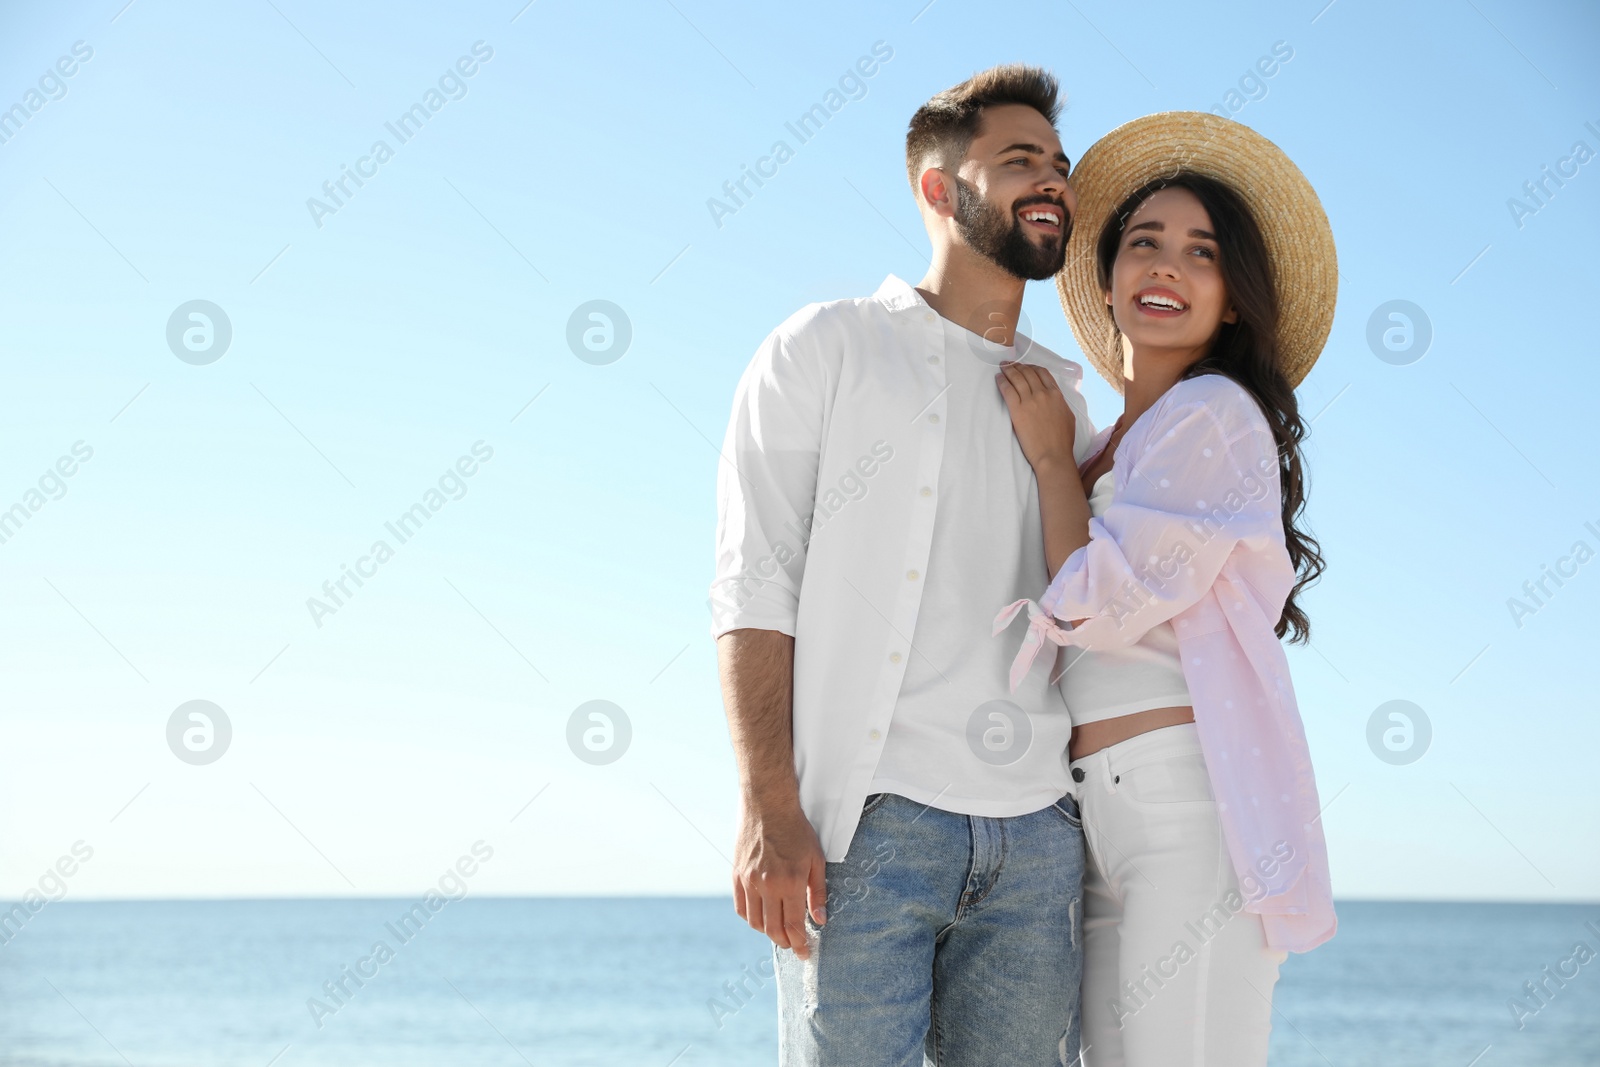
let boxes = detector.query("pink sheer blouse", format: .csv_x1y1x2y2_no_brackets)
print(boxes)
994,372,1336,953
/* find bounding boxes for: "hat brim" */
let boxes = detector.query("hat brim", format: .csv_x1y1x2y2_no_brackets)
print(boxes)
1056,111,1337,394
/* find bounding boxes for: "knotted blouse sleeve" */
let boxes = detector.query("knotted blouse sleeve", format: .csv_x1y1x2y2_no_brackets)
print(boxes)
995,377,1291,688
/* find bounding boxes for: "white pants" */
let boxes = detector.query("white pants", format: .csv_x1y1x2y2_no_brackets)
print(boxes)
1071,722,1288,1067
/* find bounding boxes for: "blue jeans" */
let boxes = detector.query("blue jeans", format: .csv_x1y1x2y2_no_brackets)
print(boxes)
774,791,1087,1066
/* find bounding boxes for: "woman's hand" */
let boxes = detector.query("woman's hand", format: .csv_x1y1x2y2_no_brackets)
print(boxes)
995,362,1077,474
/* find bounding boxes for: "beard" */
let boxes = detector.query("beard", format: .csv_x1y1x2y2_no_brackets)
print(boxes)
953,177,1069,280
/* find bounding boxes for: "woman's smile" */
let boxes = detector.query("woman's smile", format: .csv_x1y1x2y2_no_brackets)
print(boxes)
1133,285,1189,318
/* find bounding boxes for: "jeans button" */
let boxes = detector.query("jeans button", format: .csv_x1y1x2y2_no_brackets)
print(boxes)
1071,767,1085,783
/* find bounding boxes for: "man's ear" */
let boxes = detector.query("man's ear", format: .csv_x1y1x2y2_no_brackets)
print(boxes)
919,167,955,219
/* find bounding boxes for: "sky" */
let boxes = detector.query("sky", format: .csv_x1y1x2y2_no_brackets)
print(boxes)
0,0,1595,905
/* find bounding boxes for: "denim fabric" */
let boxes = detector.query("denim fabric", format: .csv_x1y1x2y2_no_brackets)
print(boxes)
774,791,1087,1066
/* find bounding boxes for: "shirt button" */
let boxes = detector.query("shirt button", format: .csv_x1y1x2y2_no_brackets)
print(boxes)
928,413,940,423
889,651,902,663
923,312,935,322
869,729,882,741
920,486,933,497
906,569,919,581
928,354,940,364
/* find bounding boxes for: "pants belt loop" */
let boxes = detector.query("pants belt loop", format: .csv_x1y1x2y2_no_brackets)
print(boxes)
1098,748,1117,794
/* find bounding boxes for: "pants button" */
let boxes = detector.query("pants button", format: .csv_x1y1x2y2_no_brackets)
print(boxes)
1071,767,1085,783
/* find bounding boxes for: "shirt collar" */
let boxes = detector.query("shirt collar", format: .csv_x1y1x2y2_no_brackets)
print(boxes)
871,273,929,313
872,272,1085,388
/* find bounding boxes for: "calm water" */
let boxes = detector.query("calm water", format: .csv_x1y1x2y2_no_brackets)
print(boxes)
1,899,1596,1065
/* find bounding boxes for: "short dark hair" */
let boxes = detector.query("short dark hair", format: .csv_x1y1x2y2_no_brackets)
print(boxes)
905,64,1063,192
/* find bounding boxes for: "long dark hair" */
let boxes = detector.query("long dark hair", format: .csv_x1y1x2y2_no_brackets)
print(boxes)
1095,171,1324,644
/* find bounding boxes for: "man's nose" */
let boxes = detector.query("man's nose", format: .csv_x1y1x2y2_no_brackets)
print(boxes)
1060,181,1080,222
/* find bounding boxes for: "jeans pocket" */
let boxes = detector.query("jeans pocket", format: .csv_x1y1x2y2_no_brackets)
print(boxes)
1121,751,1216,807
860,791,892,817
1050,792,1084,828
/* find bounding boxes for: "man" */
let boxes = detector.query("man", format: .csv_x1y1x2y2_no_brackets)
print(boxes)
710,64,1098,1065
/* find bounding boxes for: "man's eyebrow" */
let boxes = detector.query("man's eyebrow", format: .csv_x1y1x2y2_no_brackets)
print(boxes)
1126,220,1217,239
995,142,1071,166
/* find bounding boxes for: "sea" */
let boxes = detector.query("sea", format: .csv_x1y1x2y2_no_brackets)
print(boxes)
0,899,1595,1066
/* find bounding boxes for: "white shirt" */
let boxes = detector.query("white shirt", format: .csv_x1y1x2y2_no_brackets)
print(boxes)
1055,463,1193,725
867,311,1083,814
710,274,1096,861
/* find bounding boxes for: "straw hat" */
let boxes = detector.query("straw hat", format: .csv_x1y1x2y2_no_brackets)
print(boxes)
1056,111,1337,393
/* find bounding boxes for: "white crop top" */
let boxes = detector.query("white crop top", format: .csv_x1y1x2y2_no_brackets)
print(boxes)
1055,469,1193,726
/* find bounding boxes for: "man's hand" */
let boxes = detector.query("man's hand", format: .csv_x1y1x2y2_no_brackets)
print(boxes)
732,799,828,960
995,362,1077,474
715,628,824,957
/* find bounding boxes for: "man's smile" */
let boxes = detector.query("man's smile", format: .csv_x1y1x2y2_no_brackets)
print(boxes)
1018,203,1064,234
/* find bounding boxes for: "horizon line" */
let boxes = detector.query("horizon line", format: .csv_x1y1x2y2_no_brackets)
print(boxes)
8,894,1599,906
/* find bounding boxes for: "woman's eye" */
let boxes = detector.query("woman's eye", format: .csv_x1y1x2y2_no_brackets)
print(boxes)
1130,236,1154,248
1191,246,1217,259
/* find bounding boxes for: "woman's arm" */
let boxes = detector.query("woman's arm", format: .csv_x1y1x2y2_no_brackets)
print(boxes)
1033,458,1091,585
994,377,1291,690
1037,388,1285,650
994,363,1090,584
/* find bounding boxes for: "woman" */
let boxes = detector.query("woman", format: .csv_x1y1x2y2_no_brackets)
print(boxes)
992,112,1338,1067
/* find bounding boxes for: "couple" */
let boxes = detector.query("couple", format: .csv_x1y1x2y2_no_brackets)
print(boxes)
709,63,1337,1067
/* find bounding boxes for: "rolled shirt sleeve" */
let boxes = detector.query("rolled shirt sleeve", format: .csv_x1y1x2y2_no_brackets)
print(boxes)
709,316,828,640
